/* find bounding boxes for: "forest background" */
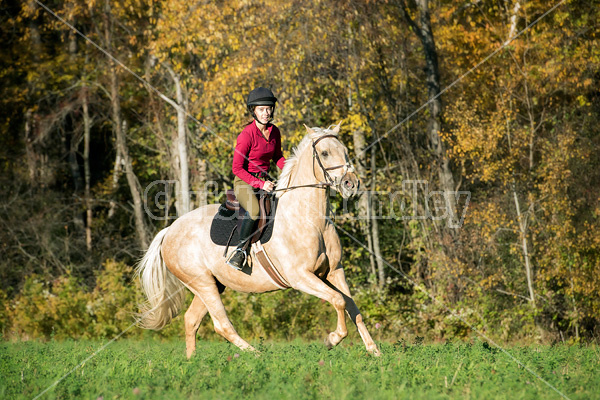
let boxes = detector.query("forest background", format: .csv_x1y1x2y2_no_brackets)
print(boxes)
0,0,598,344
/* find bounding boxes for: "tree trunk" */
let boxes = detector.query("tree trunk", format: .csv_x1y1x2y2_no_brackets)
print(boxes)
397,0,457,222
371,146,385,288
82,84,92,252
506,0,521,44
165,65,190,216
347,25,377,281
105,2,148,249
68,26,83,197
108,150,123,218
24,110,37,183
352,129,377,280
502,99,536,309
25,1,41,184
512,187,535,307
193,159,208,209
504,1,535,308
417,0,455,214
28,0,42,63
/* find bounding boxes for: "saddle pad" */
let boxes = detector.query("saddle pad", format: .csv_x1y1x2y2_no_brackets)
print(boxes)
209,198,278,246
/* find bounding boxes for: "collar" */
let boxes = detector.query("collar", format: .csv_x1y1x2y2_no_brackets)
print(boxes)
251,121,275,140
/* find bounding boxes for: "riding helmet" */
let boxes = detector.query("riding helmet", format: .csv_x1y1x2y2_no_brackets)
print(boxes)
247,87,278,108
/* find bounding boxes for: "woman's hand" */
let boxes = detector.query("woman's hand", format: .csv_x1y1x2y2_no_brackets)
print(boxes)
263,181,275,192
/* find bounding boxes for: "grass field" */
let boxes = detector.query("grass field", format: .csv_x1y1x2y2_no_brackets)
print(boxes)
1,338,598,399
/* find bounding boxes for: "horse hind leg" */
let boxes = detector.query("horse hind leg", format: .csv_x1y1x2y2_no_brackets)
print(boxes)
187,279,255,352
185,296,208,359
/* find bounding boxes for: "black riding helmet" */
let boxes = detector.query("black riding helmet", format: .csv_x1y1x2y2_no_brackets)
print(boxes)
247,87,277,123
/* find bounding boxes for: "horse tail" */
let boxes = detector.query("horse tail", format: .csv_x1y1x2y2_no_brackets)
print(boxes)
136,227,186,330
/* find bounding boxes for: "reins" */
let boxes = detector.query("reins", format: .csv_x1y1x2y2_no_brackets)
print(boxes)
271,133,352,194
271,182,331,192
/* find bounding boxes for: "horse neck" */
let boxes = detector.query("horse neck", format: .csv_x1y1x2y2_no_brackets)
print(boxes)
278,143,329,228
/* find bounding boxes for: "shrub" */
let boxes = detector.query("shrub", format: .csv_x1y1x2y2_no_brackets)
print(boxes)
8,274,92,340
88,259,141,338
6,260,142,340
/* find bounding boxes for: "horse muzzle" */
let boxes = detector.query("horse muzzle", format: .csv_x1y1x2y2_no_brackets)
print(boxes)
339,172,359,198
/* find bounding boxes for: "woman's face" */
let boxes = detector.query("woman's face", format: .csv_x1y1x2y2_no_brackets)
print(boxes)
254,106,273,124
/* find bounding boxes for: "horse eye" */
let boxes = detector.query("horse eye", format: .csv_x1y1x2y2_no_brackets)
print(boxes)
321,151,329,157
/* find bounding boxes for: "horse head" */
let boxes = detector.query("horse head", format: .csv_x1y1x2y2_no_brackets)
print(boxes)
305,122,360,199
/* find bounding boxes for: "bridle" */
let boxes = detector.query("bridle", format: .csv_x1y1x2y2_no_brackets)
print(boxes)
311,134,355,187
272,134,355,193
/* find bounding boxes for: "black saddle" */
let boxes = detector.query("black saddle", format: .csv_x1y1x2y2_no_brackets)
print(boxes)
209,189,277,248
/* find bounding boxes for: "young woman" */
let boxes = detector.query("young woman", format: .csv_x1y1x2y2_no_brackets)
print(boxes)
227,87,286,270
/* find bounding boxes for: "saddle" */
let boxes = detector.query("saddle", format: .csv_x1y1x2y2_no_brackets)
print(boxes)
224,189,272,245
208,189,275,256
208,189,289,289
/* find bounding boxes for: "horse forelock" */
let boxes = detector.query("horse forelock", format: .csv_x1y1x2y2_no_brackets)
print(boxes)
275,126,340,196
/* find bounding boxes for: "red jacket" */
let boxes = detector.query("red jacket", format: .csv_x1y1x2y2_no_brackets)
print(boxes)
232,122,286,189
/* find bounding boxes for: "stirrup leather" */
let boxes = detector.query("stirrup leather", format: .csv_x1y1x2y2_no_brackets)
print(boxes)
226,248,247,270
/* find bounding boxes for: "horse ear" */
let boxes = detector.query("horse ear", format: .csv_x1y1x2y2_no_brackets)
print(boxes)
303,124,315,134
332,121,342,134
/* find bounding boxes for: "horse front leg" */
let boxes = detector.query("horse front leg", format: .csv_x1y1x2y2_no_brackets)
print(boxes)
326,267,381,356
288,269,349,350
322,222,381,356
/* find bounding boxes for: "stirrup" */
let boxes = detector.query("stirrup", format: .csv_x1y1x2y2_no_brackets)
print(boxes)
226,248,247,271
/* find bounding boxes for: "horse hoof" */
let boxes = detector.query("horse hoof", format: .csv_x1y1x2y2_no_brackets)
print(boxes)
369,347,382,357
324,336,334,350
186,348,196,359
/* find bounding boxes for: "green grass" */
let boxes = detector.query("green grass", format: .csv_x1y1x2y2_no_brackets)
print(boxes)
1,339,599,399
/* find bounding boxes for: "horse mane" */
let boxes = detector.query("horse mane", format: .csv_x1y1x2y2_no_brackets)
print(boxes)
275,125,339,196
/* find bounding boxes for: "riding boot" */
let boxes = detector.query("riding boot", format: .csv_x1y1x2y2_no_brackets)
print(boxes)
226,212,257,270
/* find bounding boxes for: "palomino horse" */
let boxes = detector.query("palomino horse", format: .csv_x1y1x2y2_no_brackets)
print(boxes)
136,123,381,357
